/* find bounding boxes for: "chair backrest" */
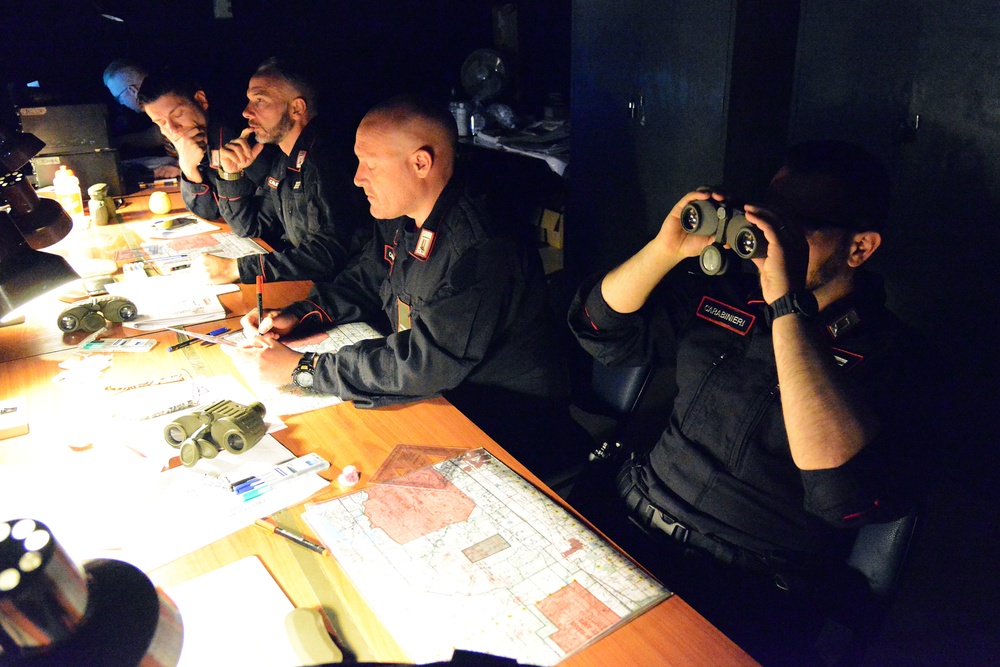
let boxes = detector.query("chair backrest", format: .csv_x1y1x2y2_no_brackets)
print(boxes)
590,362,651,417
845,509,919,598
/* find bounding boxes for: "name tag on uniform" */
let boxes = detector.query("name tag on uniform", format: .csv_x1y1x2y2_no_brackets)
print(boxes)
267,176,280,189
696,296,755,335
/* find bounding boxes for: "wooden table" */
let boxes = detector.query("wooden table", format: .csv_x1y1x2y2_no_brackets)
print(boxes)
1,191,756,664
0,190,311,363
0,327,756,666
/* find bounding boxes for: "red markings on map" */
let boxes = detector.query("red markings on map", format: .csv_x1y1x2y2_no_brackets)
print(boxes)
536,581,621,653
561,538,584,558
364,468,475,544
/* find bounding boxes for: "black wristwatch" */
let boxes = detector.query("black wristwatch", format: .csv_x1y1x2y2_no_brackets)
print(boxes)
291,352,316,389
768,290,819,320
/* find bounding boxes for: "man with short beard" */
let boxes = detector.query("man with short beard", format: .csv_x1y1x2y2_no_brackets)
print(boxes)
138,71,275,222
195,57,366,286
568,140,933,664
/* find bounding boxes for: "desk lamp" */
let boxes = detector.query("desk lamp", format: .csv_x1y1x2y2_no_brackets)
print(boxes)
0,518,183,666
0,126,79,324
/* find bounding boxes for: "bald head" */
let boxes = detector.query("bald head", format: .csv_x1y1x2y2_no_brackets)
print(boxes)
354,95,458,225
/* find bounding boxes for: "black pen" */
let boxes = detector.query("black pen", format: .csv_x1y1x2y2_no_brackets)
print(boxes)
254,519,328,556
167,338,196,352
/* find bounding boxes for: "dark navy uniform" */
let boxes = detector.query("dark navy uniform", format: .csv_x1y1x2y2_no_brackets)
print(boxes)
215,117,366,283
282,180,574,474
568,260,932,662
571,260,927,559
179,113,273,222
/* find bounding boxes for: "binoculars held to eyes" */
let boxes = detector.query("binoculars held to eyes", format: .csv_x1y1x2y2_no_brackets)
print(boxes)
163,399,267,467
680,200,768,275
57,296,138,333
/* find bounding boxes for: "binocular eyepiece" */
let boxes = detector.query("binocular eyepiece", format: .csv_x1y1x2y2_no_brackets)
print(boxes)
680,200,767,275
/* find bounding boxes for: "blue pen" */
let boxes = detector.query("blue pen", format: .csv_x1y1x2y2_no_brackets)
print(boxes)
233,478,264,494
201,327,229,346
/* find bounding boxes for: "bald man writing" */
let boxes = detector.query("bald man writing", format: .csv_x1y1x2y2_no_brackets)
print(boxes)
229,95,574,475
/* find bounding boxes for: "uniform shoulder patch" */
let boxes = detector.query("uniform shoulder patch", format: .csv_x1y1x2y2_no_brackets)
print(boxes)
696,296,755,335
266,176,280,189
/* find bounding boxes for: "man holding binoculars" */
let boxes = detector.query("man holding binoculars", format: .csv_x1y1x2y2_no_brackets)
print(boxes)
568,140,933,663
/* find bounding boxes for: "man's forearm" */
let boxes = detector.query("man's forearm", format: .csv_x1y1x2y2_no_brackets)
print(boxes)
600,240,684,314
773,314,879,470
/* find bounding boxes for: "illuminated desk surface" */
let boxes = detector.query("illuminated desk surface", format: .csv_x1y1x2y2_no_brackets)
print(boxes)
0,190,310,363
0,195,757,665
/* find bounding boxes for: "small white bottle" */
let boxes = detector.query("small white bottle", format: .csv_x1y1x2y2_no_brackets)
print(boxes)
52,165,84,217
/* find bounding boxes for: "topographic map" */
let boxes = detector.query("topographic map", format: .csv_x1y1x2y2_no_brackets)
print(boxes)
303,448,670,665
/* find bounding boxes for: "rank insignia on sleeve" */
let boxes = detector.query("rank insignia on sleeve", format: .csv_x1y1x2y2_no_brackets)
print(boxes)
831,347,863,370
413,228,436,260
696,296,755,335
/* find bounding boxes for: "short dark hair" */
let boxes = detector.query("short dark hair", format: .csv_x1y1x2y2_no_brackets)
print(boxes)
136,70,204,108
782,139,892,232
253,56,320,115
366,93,459,148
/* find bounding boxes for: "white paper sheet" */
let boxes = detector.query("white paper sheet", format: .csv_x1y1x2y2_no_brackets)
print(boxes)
162,556,302,667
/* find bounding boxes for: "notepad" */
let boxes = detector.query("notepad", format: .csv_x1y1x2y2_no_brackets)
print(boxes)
162,556,301,667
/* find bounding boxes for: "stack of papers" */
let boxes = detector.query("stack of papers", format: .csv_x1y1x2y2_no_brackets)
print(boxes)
107,274,237,330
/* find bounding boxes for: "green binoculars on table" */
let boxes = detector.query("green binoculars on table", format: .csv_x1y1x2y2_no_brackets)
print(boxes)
163,399,267,467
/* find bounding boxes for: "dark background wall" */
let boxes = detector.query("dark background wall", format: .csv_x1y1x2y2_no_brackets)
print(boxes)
3,0,571,135
5,1,999,664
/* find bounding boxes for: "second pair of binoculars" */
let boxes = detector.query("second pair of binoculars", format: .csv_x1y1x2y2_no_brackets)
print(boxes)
680,199,767,275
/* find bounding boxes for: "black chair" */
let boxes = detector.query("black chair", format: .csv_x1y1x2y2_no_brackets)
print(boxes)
815,508,921,665
847,509,919,598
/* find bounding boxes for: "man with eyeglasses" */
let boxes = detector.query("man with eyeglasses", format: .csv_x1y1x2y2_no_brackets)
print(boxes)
102,58,180,183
